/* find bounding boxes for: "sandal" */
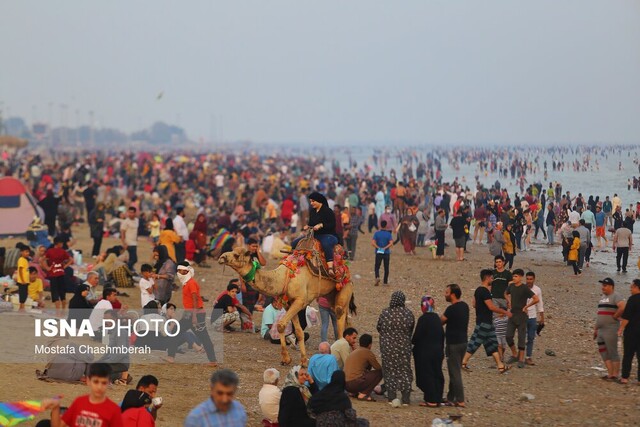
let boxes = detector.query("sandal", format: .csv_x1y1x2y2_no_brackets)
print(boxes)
419,402,438,408
618,378,629,384
356,394,376,402
498,364,511,374
455,402,466,408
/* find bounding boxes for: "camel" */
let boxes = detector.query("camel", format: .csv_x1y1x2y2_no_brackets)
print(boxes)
218,246,355,366
393,196,407,219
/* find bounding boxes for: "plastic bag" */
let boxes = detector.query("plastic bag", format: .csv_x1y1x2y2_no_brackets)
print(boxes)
270,310,293,339
306,305,319,327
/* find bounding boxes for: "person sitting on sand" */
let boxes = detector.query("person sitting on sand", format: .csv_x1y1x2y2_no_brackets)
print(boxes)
99,309,132,385
259,368,282,426
261,299,286,343
28,266,45,308
278,365,317,427
344,334,383,402
308,370,370,426
331,327,358,370
120,389,155,427
307,342,340,391
212,282,242,332
212,279,255,329
134,375,162,420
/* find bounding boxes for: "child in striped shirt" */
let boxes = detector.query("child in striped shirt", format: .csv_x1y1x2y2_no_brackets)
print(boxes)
493,300,509,362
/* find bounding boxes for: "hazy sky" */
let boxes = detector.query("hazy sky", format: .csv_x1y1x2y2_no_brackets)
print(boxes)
2,1,639,145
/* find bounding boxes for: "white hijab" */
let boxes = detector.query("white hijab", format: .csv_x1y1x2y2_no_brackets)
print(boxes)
177,264,194,285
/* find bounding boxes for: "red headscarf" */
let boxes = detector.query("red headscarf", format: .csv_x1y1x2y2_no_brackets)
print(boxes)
193,213,208,234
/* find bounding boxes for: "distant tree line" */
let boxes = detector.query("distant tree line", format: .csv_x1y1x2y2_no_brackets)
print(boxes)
1,116,188,146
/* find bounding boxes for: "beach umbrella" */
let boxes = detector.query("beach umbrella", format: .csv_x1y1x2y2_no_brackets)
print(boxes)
0,400,42,426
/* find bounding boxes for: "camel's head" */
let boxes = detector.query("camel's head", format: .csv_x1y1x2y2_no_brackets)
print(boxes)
218,246,252,271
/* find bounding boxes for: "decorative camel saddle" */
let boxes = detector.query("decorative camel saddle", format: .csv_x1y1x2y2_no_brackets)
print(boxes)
280,233,351,291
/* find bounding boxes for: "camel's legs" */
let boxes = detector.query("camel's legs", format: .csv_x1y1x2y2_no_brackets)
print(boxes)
334,285,353,338
291,314,307,367
279,330,291,366
277,299,306,366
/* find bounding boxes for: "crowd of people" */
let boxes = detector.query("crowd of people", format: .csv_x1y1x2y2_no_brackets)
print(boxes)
1,145,640,425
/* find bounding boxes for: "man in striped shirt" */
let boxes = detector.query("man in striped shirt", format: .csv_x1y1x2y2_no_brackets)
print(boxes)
594,278,626,381
185,369,247,427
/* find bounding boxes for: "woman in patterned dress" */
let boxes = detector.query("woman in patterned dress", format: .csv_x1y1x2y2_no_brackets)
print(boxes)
376,291,415,405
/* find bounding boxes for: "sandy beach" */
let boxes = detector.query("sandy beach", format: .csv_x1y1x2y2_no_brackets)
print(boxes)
1,223,639,427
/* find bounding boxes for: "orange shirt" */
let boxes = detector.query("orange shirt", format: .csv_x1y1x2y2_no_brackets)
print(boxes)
182,278,203,310
341,211,350,225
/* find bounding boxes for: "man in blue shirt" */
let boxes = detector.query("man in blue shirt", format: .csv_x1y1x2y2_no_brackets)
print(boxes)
373,220,394,286
185,369,247,427
594,205,608,249
307,341,339,390
261,299,285,343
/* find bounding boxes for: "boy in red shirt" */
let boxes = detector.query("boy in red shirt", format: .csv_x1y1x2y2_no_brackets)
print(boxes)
47,363,123,427
40,236,73,315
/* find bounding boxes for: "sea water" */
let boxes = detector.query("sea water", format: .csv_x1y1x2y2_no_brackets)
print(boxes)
327,146,640,207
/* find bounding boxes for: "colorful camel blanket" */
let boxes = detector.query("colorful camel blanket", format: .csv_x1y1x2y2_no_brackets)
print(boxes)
279,240,351,291
209,228,232,256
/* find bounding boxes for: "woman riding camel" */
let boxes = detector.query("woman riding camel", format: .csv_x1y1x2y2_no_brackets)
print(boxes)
293,192,338,276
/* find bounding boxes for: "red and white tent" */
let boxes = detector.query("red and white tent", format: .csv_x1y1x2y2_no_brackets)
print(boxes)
0,177,43,236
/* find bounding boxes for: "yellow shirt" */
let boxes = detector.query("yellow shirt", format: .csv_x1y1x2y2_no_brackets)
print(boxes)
159,230,181,262
17,257,29,284
29,278,44,301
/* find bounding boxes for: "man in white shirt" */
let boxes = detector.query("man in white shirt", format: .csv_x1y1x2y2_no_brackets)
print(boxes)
525,271,545,366
568,208,580,226
258,368,281,424
83,271,101,306
215,173,225,189
89,288,118,333
173,207,189,264
120,206,139,271
331,327,358,370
